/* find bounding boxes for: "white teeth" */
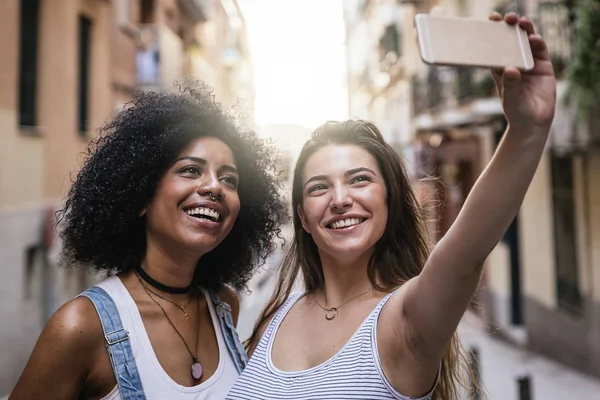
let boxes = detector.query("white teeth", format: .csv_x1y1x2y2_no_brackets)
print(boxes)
330,218,362,229
185,207,220,221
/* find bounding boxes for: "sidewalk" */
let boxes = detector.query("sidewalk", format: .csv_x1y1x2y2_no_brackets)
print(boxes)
459,312,600,399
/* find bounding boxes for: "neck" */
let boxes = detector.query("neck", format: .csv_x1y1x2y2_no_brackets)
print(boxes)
317,248,375,307
141,240,202,294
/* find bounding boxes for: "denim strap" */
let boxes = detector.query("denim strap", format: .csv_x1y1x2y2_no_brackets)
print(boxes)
209,291,249,373
80,286,146,400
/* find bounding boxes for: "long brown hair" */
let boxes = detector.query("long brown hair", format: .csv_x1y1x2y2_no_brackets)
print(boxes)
247,120,476,399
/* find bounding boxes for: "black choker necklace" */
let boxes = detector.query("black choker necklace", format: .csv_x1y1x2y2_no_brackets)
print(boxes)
135,265,192,294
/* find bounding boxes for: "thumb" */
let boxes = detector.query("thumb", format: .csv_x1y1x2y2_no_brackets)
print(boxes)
501,68,521,104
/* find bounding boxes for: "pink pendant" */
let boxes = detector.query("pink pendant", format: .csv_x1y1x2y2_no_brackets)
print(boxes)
191,362,203,380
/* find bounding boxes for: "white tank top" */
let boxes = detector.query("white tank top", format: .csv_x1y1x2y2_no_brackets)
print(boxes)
95,276,239,400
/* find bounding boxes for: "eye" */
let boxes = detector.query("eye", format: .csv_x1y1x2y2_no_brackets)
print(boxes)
221,175,239,188
308,184,327,194
179,165,201,175
350,175,371,184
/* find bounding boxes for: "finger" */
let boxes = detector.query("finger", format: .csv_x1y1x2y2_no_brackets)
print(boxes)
501,67,521,104
503,67,521,80
518,16,536,36
489,12,502,21
529,34,550,61
503,12,519,25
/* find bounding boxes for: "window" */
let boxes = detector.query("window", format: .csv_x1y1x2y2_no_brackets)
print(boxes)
78,15,91,135
378,24,401,61
141,0,155,24
550,154,581,313
18,0,41,127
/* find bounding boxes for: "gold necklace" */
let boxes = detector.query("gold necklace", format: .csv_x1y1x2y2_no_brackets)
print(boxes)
142,280,194,320
313,288,373,321
136,273,204,380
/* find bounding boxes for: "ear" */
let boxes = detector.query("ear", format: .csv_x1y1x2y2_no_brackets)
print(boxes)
138,207,147,217
297,204,311,234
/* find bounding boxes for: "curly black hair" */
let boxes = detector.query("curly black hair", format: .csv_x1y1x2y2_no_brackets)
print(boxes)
58,81,289,292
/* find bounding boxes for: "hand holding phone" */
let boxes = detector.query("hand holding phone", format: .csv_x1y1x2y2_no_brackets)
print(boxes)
416,11,556,132
415,13,535,71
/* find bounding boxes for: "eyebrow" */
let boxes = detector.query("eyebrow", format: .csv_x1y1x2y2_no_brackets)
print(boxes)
173,156,238,175
303,167,376,189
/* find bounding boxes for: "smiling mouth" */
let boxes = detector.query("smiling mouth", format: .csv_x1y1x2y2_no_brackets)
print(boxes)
327,218,366,229
184,207,221,222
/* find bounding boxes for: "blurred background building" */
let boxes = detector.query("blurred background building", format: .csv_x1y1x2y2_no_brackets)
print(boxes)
0,0,253,394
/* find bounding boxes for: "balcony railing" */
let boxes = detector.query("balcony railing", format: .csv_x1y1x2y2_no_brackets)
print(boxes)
411,66,496,115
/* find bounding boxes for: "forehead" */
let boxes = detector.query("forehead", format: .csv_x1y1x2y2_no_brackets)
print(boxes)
178,136,236,165
303,144,379,179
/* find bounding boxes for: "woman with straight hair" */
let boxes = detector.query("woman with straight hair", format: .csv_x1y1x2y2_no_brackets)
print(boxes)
227,12,556,400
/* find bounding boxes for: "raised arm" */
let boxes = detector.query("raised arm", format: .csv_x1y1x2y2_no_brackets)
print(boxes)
399,13,556,359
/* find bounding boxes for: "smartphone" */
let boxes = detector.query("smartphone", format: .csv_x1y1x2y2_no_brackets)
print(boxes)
415,14,535,71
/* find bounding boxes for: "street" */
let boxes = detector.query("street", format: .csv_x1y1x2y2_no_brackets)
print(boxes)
459,312,600,399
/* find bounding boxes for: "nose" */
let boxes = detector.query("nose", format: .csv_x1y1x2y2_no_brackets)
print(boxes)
196,171,223,200
330,184,352,213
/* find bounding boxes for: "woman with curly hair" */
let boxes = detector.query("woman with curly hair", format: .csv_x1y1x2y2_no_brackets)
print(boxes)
227,12,556,400
9,83,287,400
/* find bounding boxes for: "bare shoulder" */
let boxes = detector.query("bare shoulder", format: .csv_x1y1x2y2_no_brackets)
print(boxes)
218,285,240,323
9,296,105,399
38,295,104,355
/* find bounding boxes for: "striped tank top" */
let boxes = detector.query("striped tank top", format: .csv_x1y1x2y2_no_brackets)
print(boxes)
227,292,437,400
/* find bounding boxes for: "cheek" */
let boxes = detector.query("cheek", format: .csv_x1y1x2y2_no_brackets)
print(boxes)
228,195,241,221
302,199,324,227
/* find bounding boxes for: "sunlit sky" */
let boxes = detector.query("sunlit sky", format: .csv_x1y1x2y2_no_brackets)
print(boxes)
238,0,348,129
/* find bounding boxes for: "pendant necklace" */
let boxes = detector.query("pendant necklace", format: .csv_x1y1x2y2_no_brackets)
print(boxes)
136,272,203,380
314,288,373,321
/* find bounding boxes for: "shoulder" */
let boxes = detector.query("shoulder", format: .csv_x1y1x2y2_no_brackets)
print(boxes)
46,296,105,353
9,296,106,398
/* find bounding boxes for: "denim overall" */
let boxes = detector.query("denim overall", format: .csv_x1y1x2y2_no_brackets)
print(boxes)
80,286,249,400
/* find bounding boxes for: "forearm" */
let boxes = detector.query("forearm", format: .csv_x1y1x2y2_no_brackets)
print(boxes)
438,125,550,273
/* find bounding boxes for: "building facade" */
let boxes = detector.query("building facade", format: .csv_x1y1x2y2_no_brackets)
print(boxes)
483,0,600,380
0,0,115,393
135,0,254,115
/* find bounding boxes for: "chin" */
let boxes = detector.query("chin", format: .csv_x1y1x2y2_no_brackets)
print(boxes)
182,236,223,254
324,245,373,262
